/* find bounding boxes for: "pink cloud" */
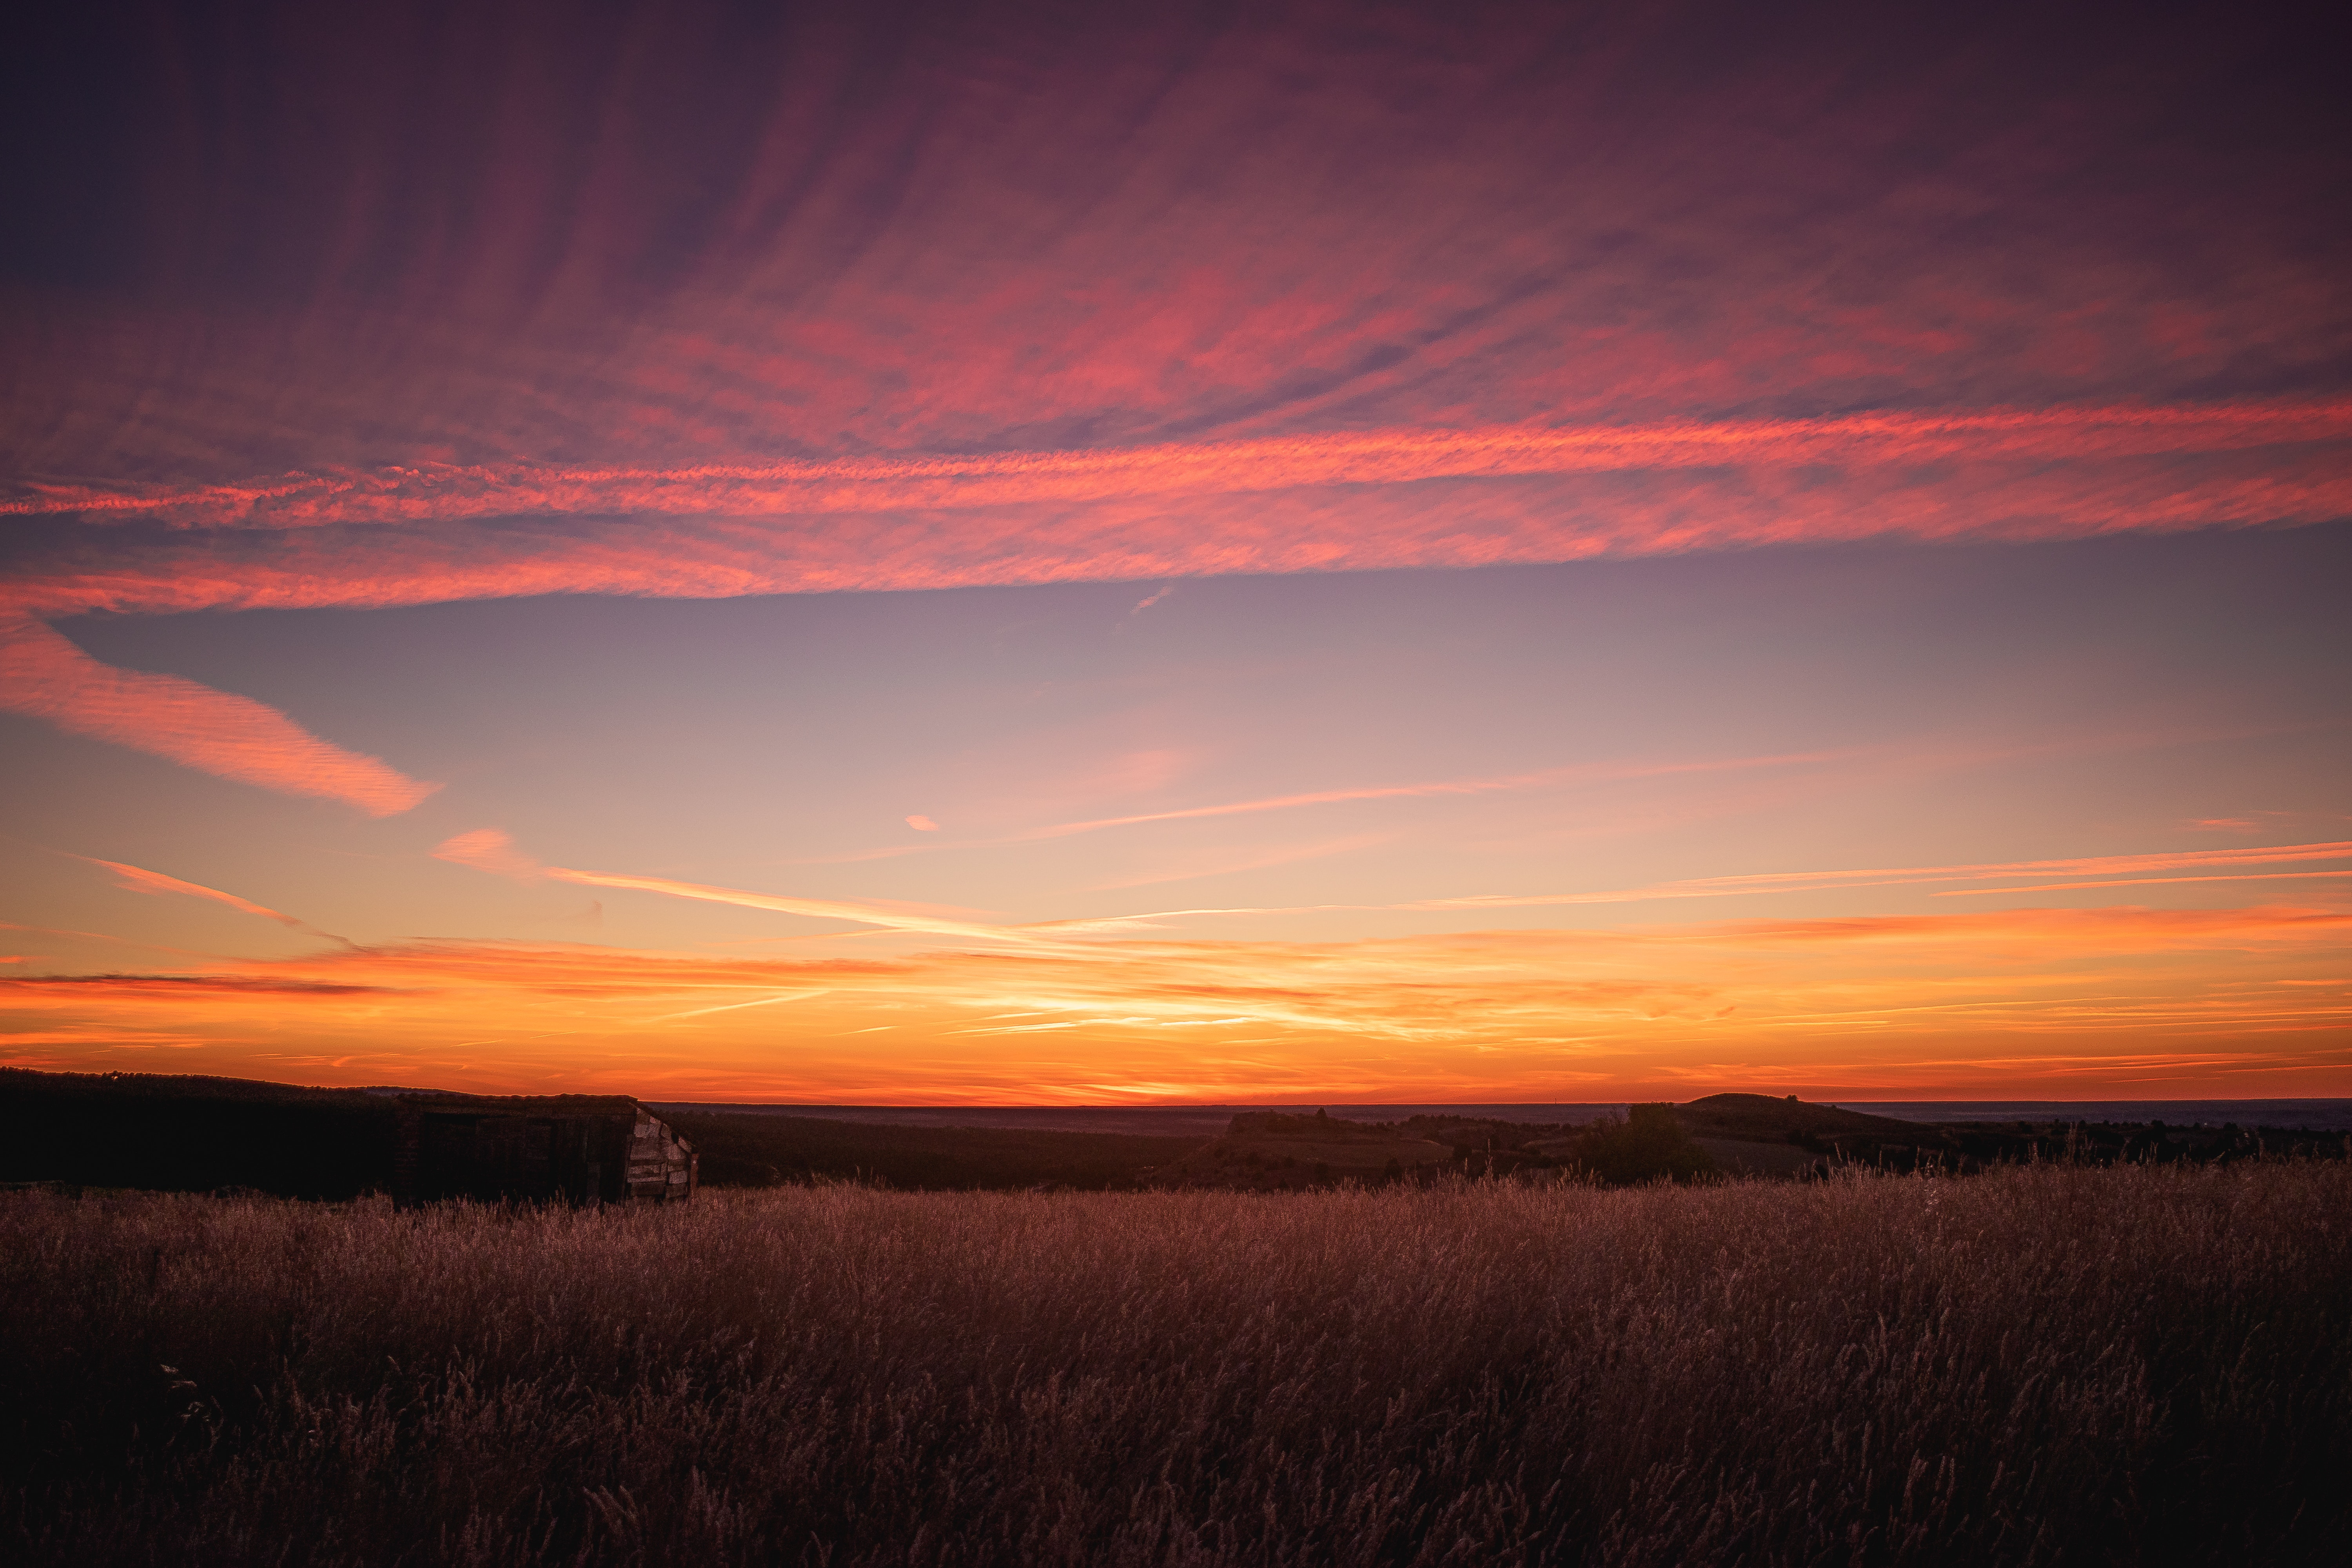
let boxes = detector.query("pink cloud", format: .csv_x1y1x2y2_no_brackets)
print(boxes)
8,7,2342,642
430,828,546,880
0,618,437,815
9,399,2340,530
11,5,2342,490
5,416,2344,624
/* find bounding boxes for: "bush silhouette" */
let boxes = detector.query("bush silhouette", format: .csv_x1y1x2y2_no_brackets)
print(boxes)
1570,1104,1717,1185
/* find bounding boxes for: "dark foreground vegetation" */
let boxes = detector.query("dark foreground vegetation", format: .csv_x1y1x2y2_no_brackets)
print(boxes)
11,1071,2342,1199
6,1164,2348,1567
663,1109,1207,1190
1154,1096,2352,1190
0,1071,1207,1196
0,1069,399,1198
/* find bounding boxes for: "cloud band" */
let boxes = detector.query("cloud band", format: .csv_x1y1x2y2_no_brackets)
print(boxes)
0,618,437,815
9,399,2346,531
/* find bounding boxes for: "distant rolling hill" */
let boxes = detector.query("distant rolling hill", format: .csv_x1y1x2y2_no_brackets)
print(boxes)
1675,1093,1940,1176
4,1071,2341,1196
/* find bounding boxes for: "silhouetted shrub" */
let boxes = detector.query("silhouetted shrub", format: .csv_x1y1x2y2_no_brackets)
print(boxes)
1568,1103,1718,1185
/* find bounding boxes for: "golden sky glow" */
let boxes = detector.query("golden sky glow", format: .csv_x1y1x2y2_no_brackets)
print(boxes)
6,904,2345,1101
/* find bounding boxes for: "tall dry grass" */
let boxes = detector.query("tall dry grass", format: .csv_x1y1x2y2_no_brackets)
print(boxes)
4,1163,2346,1566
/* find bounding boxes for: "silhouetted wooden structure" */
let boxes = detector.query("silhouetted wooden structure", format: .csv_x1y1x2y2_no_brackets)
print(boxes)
390,1094,696,1207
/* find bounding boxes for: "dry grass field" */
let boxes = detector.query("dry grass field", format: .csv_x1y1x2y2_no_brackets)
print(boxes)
5,1163,2347,1566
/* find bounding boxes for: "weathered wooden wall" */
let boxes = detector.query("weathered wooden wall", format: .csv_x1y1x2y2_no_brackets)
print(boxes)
626,1109,698,1202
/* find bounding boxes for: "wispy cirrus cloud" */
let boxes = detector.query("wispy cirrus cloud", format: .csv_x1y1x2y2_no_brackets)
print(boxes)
1412,840,2352,911
775,746,1869,874
1078,833,1390,892
1050,840,2352,932
1,974,395,996
1020,747,1857,842
432,829,1030,944
1938,871,2352,896
541,868,1029,944
5,403,2349,625
79,856,350,946
429,828,546,880
0,618,436,815
84,858,299,923
11,2,2348,657
12,401,2345,530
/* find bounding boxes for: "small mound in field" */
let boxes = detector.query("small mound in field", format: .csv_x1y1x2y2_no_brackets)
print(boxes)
1674,1094,1940,1176
1678,1094,1933,1138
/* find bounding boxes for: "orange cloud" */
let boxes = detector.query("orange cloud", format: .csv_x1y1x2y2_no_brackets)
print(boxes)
5,904,2345,1100
0,618,437,815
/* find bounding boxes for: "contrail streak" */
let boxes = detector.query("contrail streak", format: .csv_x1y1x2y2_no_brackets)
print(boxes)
80,857,357,947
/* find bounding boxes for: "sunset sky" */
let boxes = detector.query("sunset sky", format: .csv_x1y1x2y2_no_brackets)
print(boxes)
4,0,2347,1102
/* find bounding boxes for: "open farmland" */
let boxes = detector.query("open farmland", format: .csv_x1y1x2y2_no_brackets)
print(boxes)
5,1162,2348,1566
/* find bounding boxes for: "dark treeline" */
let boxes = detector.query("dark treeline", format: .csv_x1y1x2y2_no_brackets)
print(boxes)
1394,1100,2352,1183
0,1069,398,1199
1176,1099,2352,1189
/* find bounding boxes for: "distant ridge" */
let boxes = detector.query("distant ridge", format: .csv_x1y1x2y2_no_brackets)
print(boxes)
5,1072,2347,1198
651,1096,2352,1136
